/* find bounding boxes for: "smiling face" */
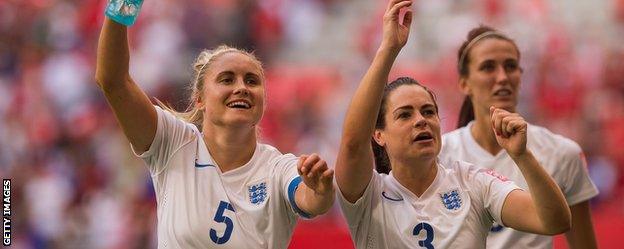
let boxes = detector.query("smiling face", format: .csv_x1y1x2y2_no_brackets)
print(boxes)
374,85,442,163
199,52,265,128
461,38,521,113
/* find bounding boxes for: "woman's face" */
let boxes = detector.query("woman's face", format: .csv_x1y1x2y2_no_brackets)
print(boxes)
200,52,265,128
461,38,521,113
374,85,441,163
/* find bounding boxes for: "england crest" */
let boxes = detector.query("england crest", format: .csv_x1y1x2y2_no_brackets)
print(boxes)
440,189,462,210
248,182,267,205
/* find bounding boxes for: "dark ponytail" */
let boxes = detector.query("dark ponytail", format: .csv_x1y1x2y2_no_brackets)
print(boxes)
456,25,519,128
372,77,438,174
457,96,474,128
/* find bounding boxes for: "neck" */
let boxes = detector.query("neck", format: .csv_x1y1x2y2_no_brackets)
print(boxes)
202,124,257,173
471,107,502,155
391,157,438,197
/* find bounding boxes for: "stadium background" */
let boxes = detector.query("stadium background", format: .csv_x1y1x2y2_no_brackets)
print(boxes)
1,0,623,248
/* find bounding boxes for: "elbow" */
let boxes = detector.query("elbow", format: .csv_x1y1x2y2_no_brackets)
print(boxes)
340,135,370,155
543,212,572,235
94,71,129,93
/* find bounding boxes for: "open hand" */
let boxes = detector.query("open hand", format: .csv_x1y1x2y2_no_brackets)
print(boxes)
298,153,334,196
381,0,413,51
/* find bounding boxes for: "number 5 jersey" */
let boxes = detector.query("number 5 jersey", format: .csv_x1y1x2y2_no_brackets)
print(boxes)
133,106,309,249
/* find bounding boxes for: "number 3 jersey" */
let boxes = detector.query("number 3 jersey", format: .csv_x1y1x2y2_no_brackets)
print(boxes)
132,106,308,249
338,162,521,249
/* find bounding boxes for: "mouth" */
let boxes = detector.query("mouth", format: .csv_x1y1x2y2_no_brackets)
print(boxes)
493,89,512,97
226,99,252,109
413,132,434,143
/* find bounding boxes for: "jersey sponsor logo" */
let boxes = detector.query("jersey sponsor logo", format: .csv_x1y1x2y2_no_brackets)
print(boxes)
248,182,267,204
439,189,462,211
381,191,404,201
480,169,509,182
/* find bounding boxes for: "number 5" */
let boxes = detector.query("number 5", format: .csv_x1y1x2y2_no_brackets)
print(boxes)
210,201,235,244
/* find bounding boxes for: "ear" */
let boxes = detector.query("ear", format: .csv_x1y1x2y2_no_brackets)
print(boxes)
194,95,204,110
373,130,385,147
459,76,471,96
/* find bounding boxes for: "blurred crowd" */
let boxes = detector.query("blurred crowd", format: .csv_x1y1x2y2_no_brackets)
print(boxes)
1,0,623,248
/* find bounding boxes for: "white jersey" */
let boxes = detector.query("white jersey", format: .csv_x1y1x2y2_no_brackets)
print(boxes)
440,121,599,249
132,106,308,249
338,162,521,249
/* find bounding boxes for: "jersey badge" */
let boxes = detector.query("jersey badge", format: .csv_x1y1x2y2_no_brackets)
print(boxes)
248,182,267,205
440,189,462,210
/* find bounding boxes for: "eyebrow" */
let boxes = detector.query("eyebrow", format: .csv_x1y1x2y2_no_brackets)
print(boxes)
392,104,435,114
393,105,414,114
215,71,261,78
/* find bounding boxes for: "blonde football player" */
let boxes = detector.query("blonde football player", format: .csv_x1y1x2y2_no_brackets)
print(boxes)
95,5,335,248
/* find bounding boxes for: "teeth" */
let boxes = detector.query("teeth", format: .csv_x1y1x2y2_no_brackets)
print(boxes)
495,90,511,96
227,101,250,108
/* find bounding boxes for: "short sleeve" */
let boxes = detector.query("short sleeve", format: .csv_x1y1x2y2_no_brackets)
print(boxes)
131,106,197,175
272,153,312,218
337,172,379,235
472,167,523,225
558,145,599,205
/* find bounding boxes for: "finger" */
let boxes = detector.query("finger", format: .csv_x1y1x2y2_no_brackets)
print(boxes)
501,115,514,138
297,154,308,175
388,1,412,19
321,168,334,182
303,153,320,168
492,108,503,137
319,169,335,191
308,160,328,179
508,117,526,134
386,0,404,11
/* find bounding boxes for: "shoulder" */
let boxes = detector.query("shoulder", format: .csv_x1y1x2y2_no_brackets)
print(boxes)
441,126,467,147
441,160,478,179
440,126,469,157
257,143,298,166
156,105,200,132
527,124,583,160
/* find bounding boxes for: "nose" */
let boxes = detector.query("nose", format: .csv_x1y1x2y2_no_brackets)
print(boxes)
495,65,509,84
413,114,427,128
233,79,249,96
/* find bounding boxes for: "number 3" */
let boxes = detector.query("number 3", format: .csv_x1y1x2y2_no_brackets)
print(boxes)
413,222,434,249
210,201,235,244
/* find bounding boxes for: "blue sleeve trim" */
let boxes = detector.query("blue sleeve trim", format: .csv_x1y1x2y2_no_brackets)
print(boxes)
287,176,312,218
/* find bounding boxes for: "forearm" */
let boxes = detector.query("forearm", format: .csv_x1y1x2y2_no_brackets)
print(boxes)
95,18,131,89
295,183,335,216
341,47,399,146
512,151,571,233
565,201,598,249
336,47,399,200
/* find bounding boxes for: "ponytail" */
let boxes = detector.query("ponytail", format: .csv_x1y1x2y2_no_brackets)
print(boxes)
456,96,474,128
372,138,391,174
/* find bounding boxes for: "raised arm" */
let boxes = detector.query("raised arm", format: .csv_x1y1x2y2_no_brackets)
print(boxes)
491,107,571,235
335,0,412,203
95,17,157,153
